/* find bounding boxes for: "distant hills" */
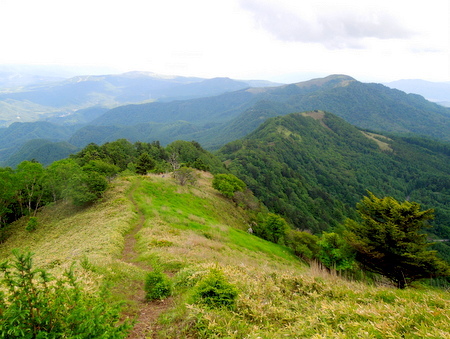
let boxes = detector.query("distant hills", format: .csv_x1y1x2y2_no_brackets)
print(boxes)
0,70,279,127
2,73,450,166
385,79,450,106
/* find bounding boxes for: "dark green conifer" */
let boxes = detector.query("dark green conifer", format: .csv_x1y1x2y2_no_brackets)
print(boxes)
345,192,450,288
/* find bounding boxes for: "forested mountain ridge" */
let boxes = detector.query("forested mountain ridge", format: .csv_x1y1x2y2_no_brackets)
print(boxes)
217,111,450,258
0,121,79,164
90,74,450,145
3,74,450,166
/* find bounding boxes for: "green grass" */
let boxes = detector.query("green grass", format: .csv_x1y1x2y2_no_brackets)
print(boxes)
1,172,450,338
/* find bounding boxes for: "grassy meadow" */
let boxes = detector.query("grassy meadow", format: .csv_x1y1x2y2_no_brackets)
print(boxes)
1,172,450,338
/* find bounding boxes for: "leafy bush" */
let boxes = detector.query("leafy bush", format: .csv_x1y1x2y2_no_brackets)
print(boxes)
191,269,238,309
317,232,355,271
0,250,131,338
145,271,172,300
70,171,109,206
253,213,289,244
285,229,320,260
212,173,246,199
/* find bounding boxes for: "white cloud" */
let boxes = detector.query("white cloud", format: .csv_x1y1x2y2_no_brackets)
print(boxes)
0,0,448,82
239,0,415,49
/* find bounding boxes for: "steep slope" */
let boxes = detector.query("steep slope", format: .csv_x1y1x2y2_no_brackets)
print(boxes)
217,111,450,243
1,174,450,338
289,80,450,140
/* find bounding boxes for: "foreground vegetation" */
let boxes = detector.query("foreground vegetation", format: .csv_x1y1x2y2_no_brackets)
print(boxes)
1,172,450,338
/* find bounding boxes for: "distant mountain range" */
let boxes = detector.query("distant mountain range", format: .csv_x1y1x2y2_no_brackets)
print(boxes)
1,72,450,167
385,79,450,106
0,70,279,127
87,74,450,148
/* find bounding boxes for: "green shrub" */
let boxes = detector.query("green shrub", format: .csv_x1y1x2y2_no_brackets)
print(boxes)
285,229,320,260
145,271,172,300
0,250,131,338
191,269,238,309
212,173,246,199
318,232,355,271
253,213,289,244
26,216,38,232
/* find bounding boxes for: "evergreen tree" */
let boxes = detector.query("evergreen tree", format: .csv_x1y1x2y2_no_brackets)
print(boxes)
345,192,450,288
135,152,155,175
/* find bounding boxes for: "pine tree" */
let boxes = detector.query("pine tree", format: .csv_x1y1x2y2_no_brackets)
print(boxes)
136,152,155,175
345,192,450,288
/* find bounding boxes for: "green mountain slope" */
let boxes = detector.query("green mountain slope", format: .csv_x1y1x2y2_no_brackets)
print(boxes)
1,174,450,338
91,89,257,126
217,111,450,243
0,71,274,127
290,80,450,140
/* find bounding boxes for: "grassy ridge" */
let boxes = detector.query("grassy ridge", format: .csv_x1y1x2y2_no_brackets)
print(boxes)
131,173,298,270
1,172,450,338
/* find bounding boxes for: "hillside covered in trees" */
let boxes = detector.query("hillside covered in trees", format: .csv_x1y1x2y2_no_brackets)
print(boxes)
217,111,450,259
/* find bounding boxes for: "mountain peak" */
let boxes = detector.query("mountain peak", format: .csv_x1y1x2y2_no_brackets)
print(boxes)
293,74,356,88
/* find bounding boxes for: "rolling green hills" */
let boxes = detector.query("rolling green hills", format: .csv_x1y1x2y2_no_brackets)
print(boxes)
1,173,450,338
0,121,78,165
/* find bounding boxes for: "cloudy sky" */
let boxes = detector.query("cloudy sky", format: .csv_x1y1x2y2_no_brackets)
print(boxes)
0,0,448,82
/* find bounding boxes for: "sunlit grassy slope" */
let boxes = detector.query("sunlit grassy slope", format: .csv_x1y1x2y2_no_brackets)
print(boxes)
1,172,450,338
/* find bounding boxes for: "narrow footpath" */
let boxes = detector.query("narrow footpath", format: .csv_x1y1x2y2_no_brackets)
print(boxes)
121,178,173,339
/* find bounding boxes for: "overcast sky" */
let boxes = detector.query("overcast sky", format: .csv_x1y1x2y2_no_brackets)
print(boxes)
0,0,448,83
